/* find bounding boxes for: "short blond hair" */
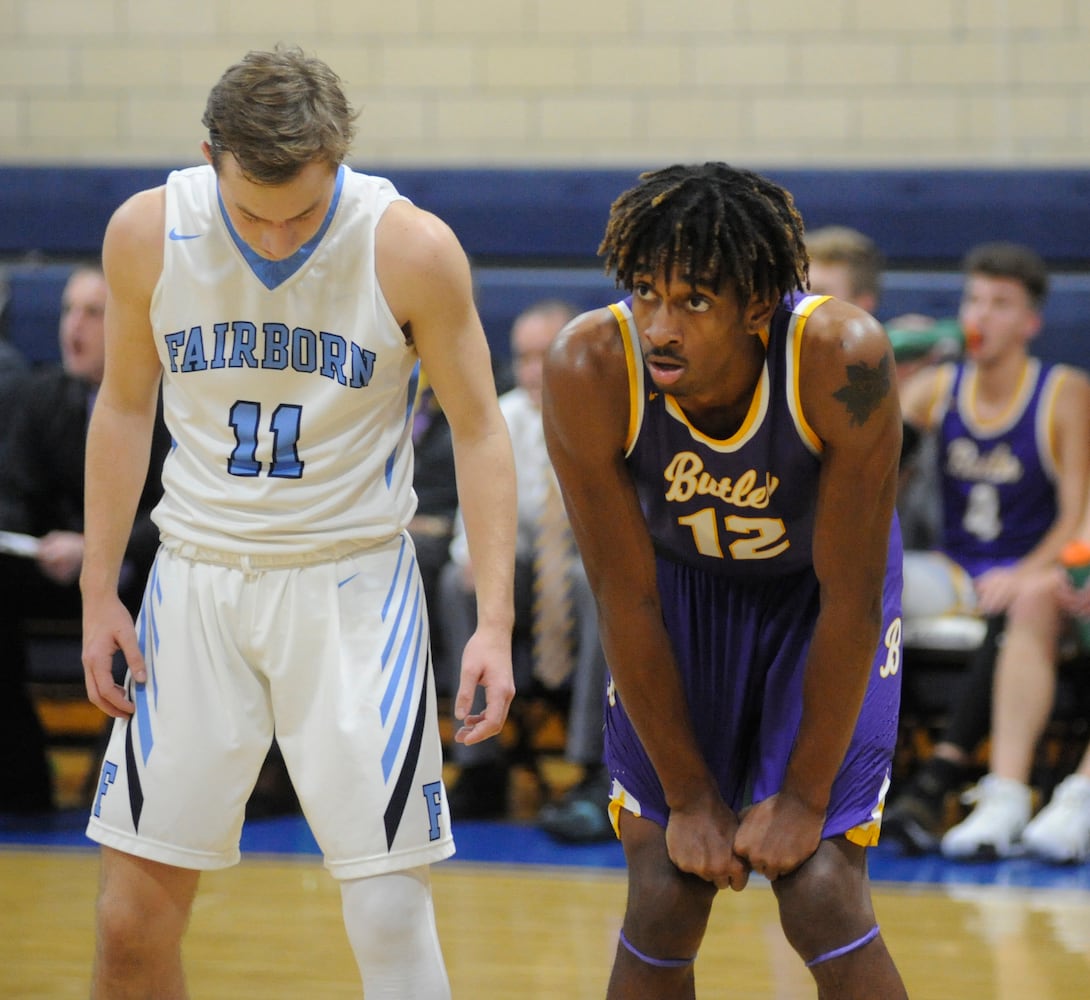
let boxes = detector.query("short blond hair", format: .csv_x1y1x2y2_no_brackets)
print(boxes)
202,46,358,184
805,226,883,303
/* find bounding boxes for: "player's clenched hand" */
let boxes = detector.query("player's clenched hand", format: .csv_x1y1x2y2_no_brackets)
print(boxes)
81,593,145,718
665,794,749,891
452,626,515,745
733,791,824,880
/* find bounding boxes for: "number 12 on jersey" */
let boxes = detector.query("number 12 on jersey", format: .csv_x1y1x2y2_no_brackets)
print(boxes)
678,508,790,560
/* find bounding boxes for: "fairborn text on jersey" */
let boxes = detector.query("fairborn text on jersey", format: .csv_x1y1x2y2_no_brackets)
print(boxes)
163,322,377,389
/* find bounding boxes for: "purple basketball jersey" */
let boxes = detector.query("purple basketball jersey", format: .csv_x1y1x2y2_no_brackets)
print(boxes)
605,295,903,844
938,358,1066,579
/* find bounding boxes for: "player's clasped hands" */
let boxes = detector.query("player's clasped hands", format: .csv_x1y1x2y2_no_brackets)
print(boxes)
665,792,750,892
733,791,825,881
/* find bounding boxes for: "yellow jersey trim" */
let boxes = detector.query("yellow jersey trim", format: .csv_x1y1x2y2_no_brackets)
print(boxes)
609,301,644,457
786,294,829,456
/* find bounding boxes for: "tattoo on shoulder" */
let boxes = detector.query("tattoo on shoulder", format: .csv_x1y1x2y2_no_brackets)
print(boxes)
832,355,891,426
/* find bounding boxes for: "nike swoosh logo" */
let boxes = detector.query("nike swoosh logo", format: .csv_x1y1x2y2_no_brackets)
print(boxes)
338,573,360,588
168,228,203,241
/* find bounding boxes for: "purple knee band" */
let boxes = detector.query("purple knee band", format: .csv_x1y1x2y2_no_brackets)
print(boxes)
619,929,695,969
804,925,880,969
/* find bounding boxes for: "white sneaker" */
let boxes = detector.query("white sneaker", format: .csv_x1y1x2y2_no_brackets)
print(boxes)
1022,774,1090,864
940,775,1032,860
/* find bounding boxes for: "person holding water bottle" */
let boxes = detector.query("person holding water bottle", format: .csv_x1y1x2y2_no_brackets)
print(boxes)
884,241,1090,856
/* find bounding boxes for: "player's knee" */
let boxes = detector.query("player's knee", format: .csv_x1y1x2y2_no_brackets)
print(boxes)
773,840,872,959
340,867,449,997
95,884,182,973
342,873,420,954
1007,569,1061,622
624,857,715,958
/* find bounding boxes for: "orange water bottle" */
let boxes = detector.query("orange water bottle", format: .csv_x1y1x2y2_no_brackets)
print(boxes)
1060,540,1090,651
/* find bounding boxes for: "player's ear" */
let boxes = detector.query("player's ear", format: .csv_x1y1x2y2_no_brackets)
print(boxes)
1023,310,1043,343
744,294,777,335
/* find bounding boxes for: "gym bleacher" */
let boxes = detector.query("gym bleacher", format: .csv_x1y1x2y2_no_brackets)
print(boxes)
3,165,1089,368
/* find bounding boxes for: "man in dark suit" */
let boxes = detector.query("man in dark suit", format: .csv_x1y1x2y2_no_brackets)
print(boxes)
0,263,170,813
0,273,30,471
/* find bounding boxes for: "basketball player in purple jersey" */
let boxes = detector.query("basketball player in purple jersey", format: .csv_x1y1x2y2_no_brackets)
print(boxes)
886,243,1090,857
542,164,907,997
902,243,1089,597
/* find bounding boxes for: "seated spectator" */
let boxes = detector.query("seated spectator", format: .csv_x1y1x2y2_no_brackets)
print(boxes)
439,300,612,841
0,338,27,465
940,534,1090,862
805,223,883,317
0,337,26,403
882,242,1090,852
0,263,170,813
0,272,30,469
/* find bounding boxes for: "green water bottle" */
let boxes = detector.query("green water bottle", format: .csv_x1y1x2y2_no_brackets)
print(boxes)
884,317,964,363
1060,540,1090,652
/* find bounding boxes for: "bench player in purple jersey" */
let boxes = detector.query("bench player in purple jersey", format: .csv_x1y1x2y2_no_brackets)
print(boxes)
884,243,1090,856
542,163,907,998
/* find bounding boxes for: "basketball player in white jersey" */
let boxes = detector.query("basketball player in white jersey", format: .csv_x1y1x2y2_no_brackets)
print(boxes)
79,47,517,998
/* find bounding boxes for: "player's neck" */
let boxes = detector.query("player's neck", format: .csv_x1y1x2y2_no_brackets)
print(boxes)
969,352,1029,422
678,346,765,440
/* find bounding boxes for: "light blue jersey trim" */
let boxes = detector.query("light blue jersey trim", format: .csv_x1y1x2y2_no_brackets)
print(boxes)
377,535,429,780
381,612,426,781
217,164,346,291
386,362,420,487
133,558,165,766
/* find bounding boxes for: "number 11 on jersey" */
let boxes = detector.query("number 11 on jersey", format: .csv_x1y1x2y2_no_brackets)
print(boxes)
228,400,305,479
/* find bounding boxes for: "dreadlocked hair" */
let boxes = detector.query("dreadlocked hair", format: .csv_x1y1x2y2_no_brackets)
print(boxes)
599,162,809,305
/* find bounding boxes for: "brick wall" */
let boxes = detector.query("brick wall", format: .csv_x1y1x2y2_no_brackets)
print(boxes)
0,0,1088,166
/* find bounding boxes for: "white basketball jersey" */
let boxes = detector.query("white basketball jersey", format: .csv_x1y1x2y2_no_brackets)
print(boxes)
151,164,420,555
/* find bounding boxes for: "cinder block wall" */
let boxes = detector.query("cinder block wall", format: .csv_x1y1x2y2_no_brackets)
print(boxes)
1,0,1088,167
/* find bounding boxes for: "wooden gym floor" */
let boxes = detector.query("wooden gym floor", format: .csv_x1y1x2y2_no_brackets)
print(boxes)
3,840,1090,999
2,713,1089,998
3,751,1090,998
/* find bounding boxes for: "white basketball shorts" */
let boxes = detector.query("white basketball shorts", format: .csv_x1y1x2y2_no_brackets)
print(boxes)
86,532,454,879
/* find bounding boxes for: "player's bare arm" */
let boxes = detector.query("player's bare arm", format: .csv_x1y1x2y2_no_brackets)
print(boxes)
898,360,949,432
543,308,749,891
735,300,901,878
1017,369,1090,570
377,200,517,742
81,188,167,716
